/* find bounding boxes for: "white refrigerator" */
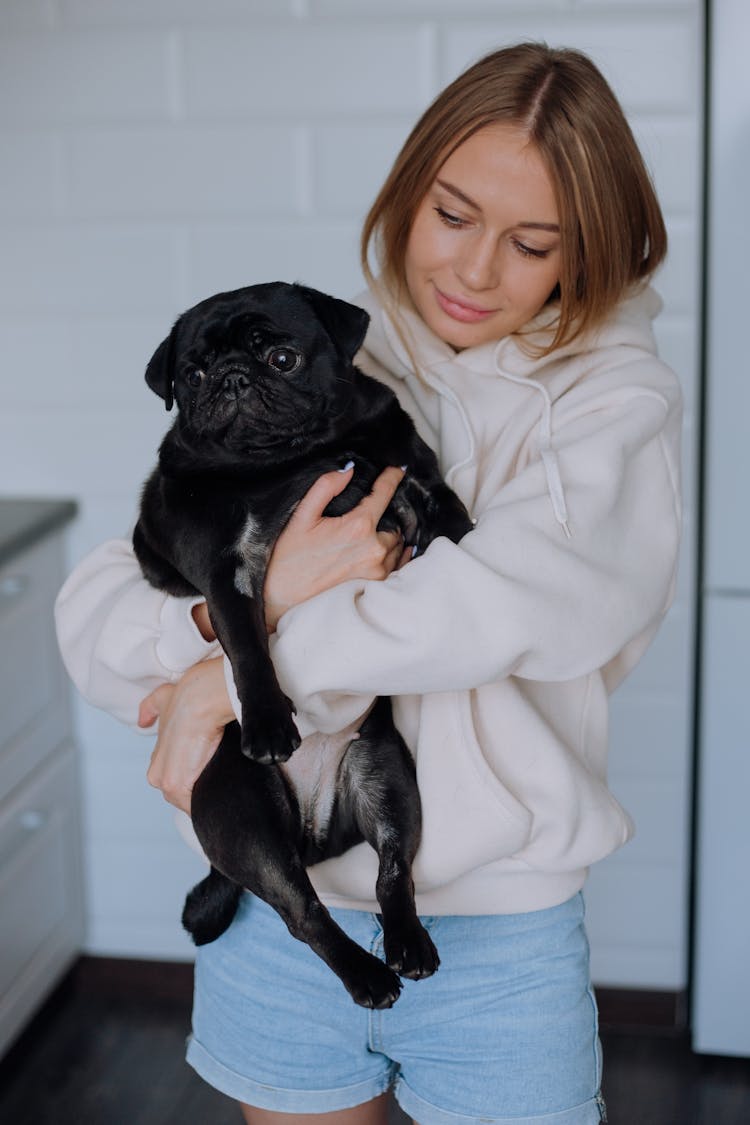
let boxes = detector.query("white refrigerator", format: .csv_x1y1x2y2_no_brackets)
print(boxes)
692,0,750,1057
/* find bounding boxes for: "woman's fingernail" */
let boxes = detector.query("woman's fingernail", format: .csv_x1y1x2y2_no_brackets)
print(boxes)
400,464,408,471
411,544,419,558
338,460,355,472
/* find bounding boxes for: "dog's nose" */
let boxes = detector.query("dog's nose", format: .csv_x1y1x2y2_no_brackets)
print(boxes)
222,371,249,395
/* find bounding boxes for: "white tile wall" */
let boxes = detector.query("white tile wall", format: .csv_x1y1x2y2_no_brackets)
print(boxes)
0,1,703,985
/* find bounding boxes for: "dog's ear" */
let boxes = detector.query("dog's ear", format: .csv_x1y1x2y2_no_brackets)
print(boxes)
145,321,179,411
298,286,370,360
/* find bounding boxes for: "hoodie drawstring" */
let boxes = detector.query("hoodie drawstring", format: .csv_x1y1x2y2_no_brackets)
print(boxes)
493,352,572,538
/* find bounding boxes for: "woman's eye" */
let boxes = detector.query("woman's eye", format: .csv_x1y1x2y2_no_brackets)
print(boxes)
434,206,467,229
266,347,302,374
187,369,205,387
512,238,550,260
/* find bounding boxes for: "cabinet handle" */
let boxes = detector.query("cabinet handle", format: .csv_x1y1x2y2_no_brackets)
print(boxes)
0,808,50,876
0,574,29,604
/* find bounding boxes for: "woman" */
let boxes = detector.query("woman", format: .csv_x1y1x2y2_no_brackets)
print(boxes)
56,43,682,1125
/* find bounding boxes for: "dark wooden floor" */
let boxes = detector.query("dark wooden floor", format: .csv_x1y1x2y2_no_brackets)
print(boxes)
1,959,748,1125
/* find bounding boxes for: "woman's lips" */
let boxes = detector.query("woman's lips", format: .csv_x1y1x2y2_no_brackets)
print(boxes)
434,286,496,323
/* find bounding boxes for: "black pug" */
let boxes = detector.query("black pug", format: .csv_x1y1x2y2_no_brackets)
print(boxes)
133,281,473,1008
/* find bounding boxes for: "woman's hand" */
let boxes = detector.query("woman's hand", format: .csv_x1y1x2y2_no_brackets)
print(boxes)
138,657,235,814
263,464,407,633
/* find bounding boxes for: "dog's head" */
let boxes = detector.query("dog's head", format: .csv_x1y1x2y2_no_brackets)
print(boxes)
145,282,369,459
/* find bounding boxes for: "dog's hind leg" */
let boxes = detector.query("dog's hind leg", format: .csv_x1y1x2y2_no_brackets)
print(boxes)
342,697,440,981
190,724,402,1009
182,867,242,945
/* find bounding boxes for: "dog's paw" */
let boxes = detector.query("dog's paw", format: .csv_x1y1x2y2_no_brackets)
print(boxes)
345,957,403,1010
384,920,440,981
241,709,301,764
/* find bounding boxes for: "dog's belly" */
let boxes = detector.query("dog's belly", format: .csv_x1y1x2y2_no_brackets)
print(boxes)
279,719,362,841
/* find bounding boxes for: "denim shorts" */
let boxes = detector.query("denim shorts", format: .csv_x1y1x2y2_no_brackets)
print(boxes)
186,891,606,1124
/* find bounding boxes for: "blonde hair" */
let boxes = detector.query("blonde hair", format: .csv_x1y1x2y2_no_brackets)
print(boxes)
361,42,667,354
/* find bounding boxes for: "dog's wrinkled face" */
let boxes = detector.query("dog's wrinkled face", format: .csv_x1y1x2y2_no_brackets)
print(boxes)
146,282,369,457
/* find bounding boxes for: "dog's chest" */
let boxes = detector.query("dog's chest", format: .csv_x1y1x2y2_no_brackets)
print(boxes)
232,512,272,596
279,721,361,841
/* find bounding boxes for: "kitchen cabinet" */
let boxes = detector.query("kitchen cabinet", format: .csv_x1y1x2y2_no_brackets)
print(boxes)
0,499,84,1057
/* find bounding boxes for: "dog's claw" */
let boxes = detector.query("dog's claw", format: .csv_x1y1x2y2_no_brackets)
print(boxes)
240,705,301,764
384,922,440,981
347,963,402,1009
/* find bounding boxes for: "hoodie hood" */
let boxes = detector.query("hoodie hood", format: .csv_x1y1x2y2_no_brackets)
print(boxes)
357,281,663,382
355,282,664,537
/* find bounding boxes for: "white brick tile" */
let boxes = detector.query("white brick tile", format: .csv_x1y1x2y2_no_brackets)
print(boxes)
588,935,687,991
315,0,569,11
181,25,431,119
313,121,414,216
622,605,693,697
652,316,699,421
577,0,695,7
0,226,181,313
0,407,169,499
61,0,297,26
0,31,172,124
652,218,700,316
65,125,302,218
442,15,699,113
606,777,690,866
1,313,168,408
631,116,702,216
64,496,141,568
0,0,56,31
186,221,365,305
585,860,688,966
85,838,207,954
609,692,691,778
0,132,63,217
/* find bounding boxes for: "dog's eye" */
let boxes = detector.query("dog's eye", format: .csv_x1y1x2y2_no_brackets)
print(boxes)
187,369,205,388
266,347,301,374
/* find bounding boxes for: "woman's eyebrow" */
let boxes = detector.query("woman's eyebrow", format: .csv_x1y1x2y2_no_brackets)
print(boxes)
435,178,560,233
435,178,479,209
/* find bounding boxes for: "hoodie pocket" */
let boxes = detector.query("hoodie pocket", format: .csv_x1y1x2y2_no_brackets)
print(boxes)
411,692,533,889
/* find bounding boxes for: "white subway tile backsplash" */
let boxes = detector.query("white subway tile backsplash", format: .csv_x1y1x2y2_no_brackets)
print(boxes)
442,16,699,113
65,125,303,218
181,25,432,120
585,859,687,955
0,32,173,124
0,1,702,983
632,117,702,216
608,695,691,780
315,0,569,11
0,407,169,500
1,314,168,408
61,0,298,27
652,219,701,316
0,0,56,31
186,221,364,304
653,316,699,422
0,132,63,217
312,121,414,216
0,226,181,314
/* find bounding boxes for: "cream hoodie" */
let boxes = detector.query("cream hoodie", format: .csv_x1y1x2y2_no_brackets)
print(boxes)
55,283,682,916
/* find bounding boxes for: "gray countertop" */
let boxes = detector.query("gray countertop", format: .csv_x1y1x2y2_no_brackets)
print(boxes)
0,498,78,568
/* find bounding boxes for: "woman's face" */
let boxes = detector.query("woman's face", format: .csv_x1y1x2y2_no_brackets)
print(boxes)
404,124,562,349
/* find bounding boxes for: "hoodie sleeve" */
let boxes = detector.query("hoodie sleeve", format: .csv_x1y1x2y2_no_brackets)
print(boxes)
54,538,222,727
269,356,682,735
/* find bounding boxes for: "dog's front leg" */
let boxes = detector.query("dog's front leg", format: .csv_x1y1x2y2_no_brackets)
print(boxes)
397,434,475,551
205,567,300,764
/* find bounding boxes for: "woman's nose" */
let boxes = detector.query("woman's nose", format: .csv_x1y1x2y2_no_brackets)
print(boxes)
456,233,501,290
